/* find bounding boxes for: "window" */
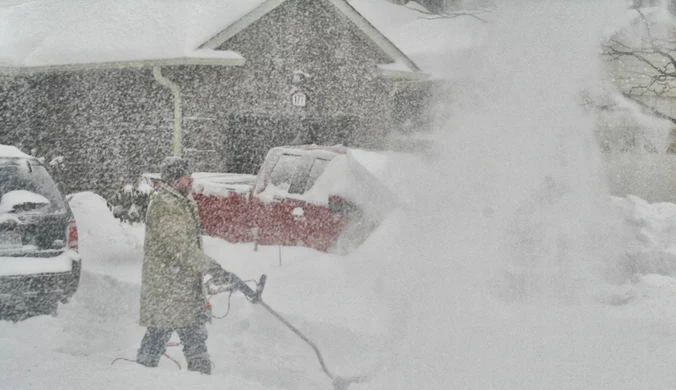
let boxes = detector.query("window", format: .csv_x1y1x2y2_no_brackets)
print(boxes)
304,158,330,193
0,163,65,214
268,154,301,190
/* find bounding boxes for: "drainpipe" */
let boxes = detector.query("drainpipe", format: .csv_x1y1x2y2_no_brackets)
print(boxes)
152,66,182,157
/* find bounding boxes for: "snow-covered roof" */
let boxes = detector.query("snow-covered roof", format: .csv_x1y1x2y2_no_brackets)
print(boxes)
200,0,486,78
0,0,482,78
0,0,264,68
0,145,32,159
198,0,425,76
349,0,488,79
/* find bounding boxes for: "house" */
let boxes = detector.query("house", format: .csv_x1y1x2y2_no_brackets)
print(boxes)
0,0,457,195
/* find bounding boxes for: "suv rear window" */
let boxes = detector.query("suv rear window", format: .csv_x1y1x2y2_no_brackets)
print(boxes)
0,162,66,215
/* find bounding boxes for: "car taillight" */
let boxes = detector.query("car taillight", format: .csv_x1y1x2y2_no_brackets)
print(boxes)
67,219,79,251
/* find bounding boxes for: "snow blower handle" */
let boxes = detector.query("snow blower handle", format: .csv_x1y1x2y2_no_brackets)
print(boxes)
231,273,266,303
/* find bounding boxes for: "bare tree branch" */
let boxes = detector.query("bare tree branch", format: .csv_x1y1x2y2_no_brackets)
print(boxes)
621,92,676,125
602,5,676,100
408,6,491,23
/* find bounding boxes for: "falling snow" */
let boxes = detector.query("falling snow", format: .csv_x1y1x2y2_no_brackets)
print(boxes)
4,0,676,389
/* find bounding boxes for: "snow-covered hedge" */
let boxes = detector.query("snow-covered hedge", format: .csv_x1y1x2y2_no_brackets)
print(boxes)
106,183,152,225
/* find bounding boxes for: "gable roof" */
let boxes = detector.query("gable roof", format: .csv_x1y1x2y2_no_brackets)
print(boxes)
200,0,422,75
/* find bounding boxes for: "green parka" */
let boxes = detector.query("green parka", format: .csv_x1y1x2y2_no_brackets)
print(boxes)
139,183,220,328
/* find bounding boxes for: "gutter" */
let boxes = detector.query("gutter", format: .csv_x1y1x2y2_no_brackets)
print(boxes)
152,66,183,157
0,55,246,76
377,66,429,80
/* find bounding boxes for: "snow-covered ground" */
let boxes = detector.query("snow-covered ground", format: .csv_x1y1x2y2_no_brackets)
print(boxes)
0,192,390,390
1,190,676,389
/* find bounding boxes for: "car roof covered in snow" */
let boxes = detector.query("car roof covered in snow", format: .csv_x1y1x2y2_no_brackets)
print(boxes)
0,145,33,160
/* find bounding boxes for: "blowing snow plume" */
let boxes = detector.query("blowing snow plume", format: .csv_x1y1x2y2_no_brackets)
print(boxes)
359,1,629,389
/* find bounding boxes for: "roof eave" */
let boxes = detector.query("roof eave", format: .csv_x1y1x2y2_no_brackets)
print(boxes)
0,56,246,75
378,68,429,80
200,0,287,49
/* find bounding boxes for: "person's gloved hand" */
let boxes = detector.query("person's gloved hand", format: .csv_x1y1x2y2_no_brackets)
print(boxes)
229,274,259,299
229,273,245,290
209,267,232,286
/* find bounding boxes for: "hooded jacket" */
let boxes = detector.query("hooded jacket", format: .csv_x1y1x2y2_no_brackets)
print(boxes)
139,183,220,328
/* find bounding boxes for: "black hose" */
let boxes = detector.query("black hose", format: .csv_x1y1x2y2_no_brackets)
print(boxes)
212,277,370,389
259,300,335,379
258,301,370,389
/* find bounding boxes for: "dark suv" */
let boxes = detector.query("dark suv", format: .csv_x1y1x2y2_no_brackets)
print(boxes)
0,147,81,320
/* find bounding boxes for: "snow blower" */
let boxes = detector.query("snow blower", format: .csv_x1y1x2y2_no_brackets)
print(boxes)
208,274,371,390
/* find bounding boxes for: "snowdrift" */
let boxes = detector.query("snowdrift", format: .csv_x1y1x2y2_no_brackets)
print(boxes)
611,195,676,276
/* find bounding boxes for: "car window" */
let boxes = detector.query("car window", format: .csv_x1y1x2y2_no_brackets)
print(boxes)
268,154,301,190
303,158,330,193
0,162,66,214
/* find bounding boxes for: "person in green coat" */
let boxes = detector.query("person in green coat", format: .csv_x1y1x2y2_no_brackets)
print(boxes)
136,157,231,374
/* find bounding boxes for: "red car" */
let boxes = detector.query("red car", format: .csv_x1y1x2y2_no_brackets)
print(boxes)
143,145,400,252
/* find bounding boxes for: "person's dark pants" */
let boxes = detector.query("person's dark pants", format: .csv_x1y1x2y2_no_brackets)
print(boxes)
137,324,211,374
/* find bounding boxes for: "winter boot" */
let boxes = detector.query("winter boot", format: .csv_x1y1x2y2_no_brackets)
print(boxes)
187,356,212,375
137,328,171,367
136,353,161,368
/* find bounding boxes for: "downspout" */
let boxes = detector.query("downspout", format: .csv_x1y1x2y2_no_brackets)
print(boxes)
152,66,182,157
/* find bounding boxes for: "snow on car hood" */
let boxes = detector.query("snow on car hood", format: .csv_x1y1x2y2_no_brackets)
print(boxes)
0,190,50,213
311,150,401,223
